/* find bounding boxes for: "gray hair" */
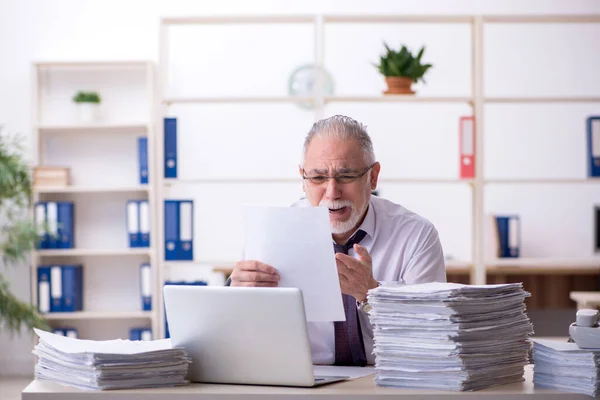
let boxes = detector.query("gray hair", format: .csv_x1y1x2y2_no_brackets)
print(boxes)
302,115,376,166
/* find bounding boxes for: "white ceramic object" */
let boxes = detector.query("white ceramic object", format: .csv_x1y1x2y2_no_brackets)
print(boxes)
76,103,99,123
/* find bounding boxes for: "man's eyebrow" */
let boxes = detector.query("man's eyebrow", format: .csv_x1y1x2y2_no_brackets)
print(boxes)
306,167,359,174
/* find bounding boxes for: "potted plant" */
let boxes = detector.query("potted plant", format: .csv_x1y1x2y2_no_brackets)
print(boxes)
374,43,433,95
72,91,101,123
0,129,50,335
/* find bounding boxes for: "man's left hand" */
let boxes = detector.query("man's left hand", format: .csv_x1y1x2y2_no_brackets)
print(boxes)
335,244,379,303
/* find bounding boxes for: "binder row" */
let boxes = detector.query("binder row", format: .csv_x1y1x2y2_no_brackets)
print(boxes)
37,263,152,313
490,215,521,258
163,280,207,338
53,328,78,338
127,200,151,248
459,115,600,179
34,202,74,249
164,200,194,260
138,137,149,185
37,265,83,313
130,328,152,341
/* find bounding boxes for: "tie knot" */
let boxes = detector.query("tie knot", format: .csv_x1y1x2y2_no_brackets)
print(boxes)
333,229,367,254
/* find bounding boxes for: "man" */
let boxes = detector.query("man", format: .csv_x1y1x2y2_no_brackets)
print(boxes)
229,115,446,365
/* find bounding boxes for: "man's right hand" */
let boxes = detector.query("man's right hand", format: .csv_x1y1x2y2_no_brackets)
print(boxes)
230,261,280,287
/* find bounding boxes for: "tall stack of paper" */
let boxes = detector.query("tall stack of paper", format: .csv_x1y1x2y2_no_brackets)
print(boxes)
32,329,191,390
367,282,533,391
533,339,600,397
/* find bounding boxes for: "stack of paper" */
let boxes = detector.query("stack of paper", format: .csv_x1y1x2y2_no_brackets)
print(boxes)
367,282,533,391
32,328,191,390
533,339,600,397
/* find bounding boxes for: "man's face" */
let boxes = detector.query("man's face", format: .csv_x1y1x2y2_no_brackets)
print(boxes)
300,137,380,236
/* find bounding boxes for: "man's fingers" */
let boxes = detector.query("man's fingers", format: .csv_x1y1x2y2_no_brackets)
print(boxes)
335,253,367,273
354,244,372,263
236,260,278,275
233,281,279,288
337,260,360,281
239,271,280,283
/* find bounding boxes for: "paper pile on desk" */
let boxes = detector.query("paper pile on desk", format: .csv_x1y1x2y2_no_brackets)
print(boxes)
367,282,533,391
532,339,600,397
32,328,192,390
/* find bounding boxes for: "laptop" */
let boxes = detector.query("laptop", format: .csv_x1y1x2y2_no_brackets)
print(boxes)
163,285,349,387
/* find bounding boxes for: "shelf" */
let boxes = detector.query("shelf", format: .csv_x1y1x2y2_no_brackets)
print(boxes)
43,311,153,321
485,178,600,184
34,185,150,194
38,123,148,133
445,260,472,274
163,15,315,25
324,95,473,103
163,96,314,105
164,177,474,185
35,61,151,68
486,258,600,275
323,15,473,23
35,248,152,257
485,97,600,104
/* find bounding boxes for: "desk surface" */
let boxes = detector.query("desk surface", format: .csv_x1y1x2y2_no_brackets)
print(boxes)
22,365,590,400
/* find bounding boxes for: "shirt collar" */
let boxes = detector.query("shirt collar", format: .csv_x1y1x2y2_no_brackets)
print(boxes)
353,200,375,242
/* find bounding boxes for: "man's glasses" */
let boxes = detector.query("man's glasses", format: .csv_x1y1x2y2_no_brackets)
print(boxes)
302,163,376,185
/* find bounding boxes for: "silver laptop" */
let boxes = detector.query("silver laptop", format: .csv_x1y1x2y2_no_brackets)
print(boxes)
163,285,349,387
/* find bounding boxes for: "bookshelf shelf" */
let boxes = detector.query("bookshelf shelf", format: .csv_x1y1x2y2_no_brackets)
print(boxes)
484,97,600,104
35,248,152,257
324,95,473,103
38,123,148,134
44,311,153,321
34,185,151,194
484,179,600,184
163,96,314,105
164,177,474,185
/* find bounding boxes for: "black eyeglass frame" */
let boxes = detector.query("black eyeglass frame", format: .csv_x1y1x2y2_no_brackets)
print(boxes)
301,163,376,185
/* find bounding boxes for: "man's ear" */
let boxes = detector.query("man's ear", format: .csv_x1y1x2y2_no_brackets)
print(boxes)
299,165,306,192
370,162,381,191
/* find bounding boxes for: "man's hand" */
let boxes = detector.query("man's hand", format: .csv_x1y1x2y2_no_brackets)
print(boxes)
230,260,280,287
335,244,378,302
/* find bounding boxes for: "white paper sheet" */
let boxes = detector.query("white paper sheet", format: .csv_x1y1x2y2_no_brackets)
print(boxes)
243,205,345,322
313,365,375,379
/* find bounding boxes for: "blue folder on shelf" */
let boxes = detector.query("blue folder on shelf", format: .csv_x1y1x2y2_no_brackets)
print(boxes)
138,137,149,184
56,202,74,249
130,328,152,341
140,263,152,311
127,200,140,248
164,200,194,261
588,116,600,178
61,265,83,312
164,201,179,260
139,200,150,248
495,215,521,258
164,118,177,178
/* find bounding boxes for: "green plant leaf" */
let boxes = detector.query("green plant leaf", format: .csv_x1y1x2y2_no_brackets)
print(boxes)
373,42,433,81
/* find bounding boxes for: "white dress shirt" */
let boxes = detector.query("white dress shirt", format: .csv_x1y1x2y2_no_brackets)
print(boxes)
297,195,447,365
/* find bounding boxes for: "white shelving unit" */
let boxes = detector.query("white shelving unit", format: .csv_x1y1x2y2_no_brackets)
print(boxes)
155,14,600,337
31,61,159,340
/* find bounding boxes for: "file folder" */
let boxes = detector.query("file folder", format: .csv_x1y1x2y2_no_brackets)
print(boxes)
129,328,152,341
46,202,58,249
459,116,475,179
127,200,140,248
61,265,83,312
164,200,179,260
588,116,600,178
57,202,74,249
495,215,520,258
140,263,152,311
53,329,65,336
35,202,47,249
164,118,177,178
138,137,149,184
37,267,51,313
178,200,194,260
65,329,78,338
139,200,150,247
50,265,63,312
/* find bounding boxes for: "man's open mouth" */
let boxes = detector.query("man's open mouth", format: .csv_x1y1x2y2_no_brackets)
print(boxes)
329,206,347,214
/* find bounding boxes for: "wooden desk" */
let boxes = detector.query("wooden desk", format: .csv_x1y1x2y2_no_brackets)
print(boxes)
22,365,589,399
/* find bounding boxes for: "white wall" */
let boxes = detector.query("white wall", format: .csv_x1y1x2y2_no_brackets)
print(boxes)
1,0,599,376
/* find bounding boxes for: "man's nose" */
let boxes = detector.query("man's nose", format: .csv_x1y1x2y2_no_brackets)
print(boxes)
324,178,341,199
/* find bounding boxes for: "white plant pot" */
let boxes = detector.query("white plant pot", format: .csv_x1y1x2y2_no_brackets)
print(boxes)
76,103,99,124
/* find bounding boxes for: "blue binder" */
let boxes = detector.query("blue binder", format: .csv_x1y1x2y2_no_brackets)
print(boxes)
127,200,140,248
53,328,78,338
46,202,58,249
57,202,74,249
61,265,83,312
138,137,149,184
140,263,152,311
495,215,520,258
49,265,63,312
178,200,194,260
164,118,178,178
139,200,150,248
35,202,48,249
163,281,207,338
130,328,152,341
37,267,51,313
588,116,600,178
164,200,179,260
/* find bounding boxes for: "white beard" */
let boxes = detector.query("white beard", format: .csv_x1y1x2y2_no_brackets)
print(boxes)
319,199,366,235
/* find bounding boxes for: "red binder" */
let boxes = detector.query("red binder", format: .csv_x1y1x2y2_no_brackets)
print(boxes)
459,116,475,179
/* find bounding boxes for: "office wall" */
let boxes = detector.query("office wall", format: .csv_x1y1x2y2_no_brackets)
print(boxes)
1,0,599,376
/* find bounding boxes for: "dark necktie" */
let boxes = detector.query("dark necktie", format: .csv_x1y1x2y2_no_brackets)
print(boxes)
333,229,367,366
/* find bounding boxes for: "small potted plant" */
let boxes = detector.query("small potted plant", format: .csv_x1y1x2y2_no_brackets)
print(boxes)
72,91,101,123
374,43,432,95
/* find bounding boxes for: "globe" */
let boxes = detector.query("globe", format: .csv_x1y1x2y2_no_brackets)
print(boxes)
288,64,334,110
